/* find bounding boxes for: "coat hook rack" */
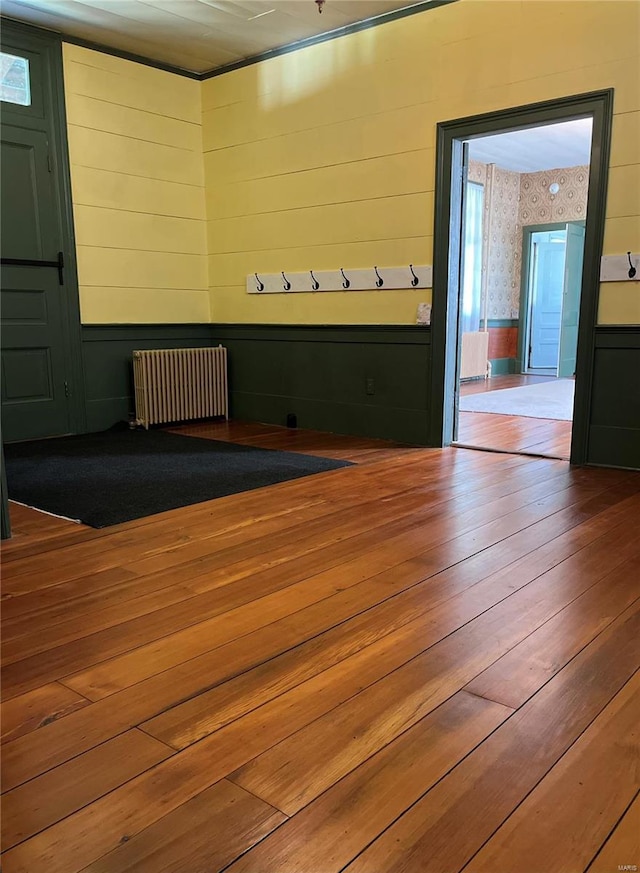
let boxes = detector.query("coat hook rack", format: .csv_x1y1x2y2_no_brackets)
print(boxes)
628,252,637,279
246,263,433,294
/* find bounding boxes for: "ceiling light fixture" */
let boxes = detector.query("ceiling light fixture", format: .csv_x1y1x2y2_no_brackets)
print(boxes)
315,0,325,12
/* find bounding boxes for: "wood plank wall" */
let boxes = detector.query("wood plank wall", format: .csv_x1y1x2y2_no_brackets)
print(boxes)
63,44,209,324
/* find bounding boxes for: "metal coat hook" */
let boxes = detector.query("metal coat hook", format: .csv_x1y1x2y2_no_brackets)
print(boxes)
628,252,637,279
341,268,350,289
409,264,419,287
282,271,291,291
374,266,384,288
255,273,264,292
310,269,320,291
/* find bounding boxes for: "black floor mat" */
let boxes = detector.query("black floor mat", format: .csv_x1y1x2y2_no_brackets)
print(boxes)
4,429,352,528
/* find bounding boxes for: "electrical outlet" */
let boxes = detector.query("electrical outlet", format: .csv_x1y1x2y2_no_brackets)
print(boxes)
366,377,375,395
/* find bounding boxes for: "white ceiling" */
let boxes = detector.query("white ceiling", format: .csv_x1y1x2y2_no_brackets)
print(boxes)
2,0,435,74
468,119,594,173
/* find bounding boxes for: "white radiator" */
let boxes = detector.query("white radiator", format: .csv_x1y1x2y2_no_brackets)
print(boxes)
133,346,228,429
460,331,490,380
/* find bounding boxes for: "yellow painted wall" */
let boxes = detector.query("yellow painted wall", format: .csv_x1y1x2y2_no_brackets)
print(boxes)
63,44,209,324
201,0,640,325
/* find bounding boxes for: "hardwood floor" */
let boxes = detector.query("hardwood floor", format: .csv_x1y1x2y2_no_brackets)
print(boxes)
1,421,639,873
457,374,573,459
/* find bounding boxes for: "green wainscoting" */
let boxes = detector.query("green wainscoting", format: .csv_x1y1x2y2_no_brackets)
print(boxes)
488,358,516,376
81,324,215,431
211,325,432,445
80,323,637,466
487,318,518,377
81,324,433,445
486,319,519,328
588,327,640,470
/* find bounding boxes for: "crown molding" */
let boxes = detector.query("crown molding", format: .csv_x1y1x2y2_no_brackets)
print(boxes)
2,1,457,81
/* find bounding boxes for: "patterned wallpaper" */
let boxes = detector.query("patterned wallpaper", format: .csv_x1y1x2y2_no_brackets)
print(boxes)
467,160,590,320
519,165,589,224
468,160,487,186
487,165,521,321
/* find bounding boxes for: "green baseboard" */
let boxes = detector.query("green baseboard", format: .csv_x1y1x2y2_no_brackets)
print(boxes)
488,358,517,376
230,391,428,444
486,319,519,329
587,425,640,470
85,397,134,433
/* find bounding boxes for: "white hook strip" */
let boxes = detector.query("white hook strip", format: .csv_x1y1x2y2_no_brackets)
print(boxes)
247,265,432,294
600,253,640,281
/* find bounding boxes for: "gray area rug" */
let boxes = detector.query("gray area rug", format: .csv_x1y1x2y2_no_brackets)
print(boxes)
459,379,575,421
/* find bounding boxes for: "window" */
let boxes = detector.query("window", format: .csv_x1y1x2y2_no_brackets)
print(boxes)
1,52,31,106
461,181,484,334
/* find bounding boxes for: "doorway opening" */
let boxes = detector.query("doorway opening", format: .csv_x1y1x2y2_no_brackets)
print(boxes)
430,92,612,464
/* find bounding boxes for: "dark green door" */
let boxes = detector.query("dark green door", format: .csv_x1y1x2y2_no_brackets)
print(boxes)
1,125,72,439
1,25,83,443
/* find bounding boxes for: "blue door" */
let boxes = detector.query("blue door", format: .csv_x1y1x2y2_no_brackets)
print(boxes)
528,230,567,371
558,222,586,378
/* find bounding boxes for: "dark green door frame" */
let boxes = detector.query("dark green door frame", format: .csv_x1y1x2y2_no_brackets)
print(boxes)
1,428,9,539
430,90,613,465
1,20,86,437
516,220,586,374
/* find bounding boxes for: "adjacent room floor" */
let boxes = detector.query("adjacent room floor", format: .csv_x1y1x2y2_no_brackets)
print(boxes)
1,422,638,873
457,374,574,459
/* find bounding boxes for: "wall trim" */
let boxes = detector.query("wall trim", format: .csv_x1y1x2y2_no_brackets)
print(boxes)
594,325,640,347
211,323,432,345
487,319,518,329
81,324,215,341
2,1,457,81
201,0,457,80
0,16,201,78
81,323,430,341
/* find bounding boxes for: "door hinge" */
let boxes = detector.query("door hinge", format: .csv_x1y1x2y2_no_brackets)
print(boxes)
64,381,70,398
47,151,53,173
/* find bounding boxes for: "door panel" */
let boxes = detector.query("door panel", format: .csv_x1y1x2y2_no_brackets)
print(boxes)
1,263,70,439
529,236,566,370
558,222,585,379
1,31,79,443
1,129,55,260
